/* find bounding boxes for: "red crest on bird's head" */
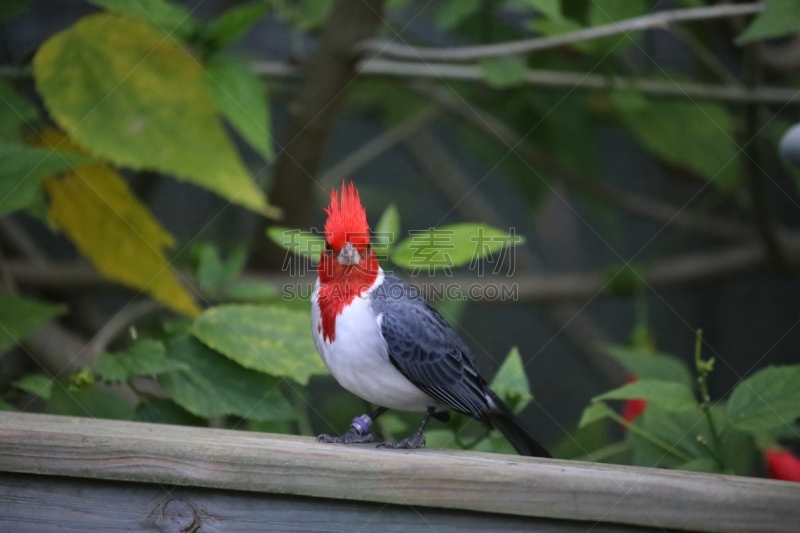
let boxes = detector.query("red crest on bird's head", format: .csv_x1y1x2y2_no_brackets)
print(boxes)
324,182,370,252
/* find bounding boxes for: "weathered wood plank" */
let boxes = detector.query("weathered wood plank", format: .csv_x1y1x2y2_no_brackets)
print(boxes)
0,472,660,532
0,412,798,532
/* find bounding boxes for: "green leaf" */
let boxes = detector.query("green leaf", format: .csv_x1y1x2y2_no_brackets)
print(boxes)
95,340,189,382
628,405,713,468
679,457,722,474
284,0,333,31
524,0,562,20
737,0,800,45
0,398,16,411
373,204,400,256
611,90,740,190
391,223,524,271
205,57,274,161
12,374,53,400
578,401,615,428
47,386,135,420
85,0,197,38
194,243,248,294
594,380,697,413
223,280,282,303
601,345,693,386
203,1,270,48
586,0,647,53
490,347,533,414
436,0,480,29
267,226,326,261
0,82,37,139
33,14,275,216
135,398,207,426
0,294,65,354
191,305,327,385
160,335,295,421
727,365,800,432
0,142,88,215
479,56,528,89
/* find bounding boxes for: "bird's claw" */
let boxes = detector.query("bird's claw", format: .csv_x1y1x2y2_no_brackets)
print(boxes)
377,433,426,449
317,427,374,444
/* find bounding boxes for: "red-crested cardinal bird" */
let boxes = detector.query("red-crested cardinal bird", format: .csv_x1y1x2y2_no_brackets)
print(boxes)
312,183,551,457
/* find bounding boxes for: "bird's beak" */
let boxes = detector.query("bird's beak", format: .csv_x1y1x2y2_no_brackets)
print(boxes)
338,242,362,266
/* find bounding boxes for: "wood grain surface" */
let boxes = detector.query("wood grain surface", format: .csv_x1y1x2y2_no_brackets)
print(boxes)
0,412,798,532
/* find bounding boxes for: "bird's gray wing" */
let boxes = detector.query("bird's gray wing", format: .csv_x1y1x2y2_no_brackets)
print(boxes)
371,276,490,419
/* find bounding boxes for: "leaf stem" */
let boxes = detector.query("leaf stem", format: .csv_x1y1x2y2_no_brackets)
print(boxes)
694,329,723,469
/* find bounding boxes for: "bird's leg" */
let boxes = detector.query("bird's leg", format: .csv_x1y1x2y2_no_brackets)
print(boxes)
317,407,387,444
377,406,436,450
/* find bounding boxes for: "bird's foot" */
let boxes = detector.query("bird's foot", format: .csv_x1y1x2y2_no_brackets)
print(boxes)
317,428,374,444
317,413,375,444
377,432,426,450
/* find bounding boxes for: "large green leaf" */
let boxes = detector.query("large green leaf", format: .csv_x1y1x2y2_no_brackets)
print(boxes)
203,2,270,49
86,0,197,38
33,14,274,215
0,142,88,215
601,345,693,387
612,90,740,190
160,335,295,421
628,405,713,469
267,226,325,261
191,305,327,385
0,82,37,139
594,379,697,413
47,386,135,420
523,0,562,20
435,0,480,29
727,365,800,432
95,339,189,382
373,204,400,256
12,374,53,400
490,347,533,414
391,223,524,272
0,294,65,354
737,0,800,45
578,401,615,428
205,57,273,161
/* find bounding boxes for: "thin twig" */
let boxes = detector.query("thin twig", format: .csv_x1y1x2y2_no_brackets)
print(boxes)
366,60,798,105
83,300,164,357
361,3,764,61
318,107,441,189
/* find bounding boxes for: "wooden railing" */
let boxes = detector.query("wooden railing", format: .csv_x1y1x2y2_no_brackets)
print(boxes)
0,412,798,532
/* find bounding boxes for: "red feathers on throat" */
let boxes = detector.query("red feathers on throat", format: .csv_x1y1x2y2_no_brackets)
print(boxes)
323,182,370,252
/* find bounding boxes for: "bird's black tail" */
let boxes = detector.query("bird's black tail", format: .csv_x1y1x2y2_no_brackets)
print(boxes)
487,392,551,458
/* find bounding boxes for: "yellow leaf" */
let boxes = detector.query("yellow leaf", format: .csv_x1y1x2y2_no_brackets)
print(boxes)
33,13,278,217
41,132,200,317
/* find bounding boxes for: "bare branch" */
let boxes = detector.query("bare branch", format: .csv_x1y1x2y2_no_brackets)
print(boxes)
361,3,764,62
363,60,799,106
319,107,440,189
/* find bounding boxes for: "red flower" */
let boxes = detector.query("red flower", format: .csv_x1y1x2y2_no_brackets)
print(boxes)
765,449,800,482
622,375,646,424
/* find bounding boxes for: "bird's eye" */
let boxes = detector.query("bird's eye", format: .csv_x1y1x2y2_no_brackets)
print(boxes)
324,242,333,254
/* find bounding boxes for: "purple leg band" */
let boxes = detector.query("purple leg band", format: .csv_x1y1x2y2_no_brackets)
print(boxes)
351,415,372,435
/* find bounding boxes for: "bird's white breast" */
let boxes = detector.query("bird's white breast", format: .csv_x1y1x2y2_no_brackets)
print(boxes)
311,270,434,412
